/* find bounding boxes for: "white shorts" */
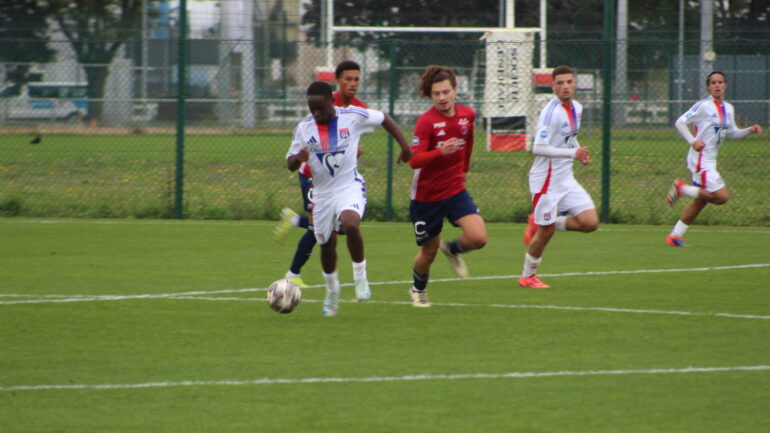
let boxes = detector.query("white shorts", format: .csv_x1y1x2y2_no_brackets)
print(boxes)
692,169,725,193
312,185,367,245
532,180,595,226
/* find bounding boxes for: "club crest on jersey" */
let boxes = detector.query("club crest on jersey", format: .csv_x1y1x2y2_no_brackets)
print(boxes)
433,122,446,128
339,128,350,139
543,212,552,221
458,118,470,126
316,151,345,177
411,136,420,146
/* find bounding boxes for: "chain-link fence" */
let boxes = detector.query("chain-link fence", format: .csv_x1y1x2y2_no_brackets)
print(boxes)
1,36,769,225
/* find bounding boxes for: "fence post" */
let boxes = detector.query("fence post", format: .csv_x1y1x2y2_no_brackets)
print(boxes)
174,0,188,219
601,0,614,223
385,40,397,221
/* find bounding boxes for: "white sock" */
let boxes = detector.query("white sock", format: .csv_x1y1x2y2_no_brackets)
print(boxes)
521,253,542,278
555,216,568,231
671,220,689,237
681,184,700,199
290,215,301,227
285,271,300,279
353,260,367,282
323,270,340,294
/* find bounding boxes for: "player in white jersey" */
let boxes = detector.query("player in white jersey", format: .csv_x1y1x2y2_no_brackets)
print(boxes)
665,71,762,247
286,81,412,316
519,66,598,289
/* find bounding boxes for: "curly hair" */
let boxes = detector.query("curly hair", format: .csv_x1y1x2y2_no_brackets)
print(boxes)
418,65,457,98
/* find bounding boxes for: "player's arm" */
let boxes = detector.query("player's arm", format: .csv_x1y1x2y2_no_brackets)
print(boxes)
381,113,412,163
531,113,579,159
408,117,442,169
726,106,762,139
285,126,309,172
675,102,705,150
287,148,309,172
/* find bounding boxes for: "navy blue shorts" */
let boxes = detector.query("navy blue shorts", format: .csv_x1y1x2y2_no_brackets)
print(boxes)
410,189,480,246
298,173,312,213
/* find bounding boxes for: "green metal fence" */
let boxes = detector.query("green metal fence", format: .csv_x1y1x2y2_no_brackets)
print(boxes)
1,37,769,226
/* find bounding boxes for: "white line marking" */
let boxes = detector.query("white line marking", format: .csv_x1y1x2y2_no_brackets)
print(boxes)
2,365,768,392
163,296,770,320
2,218,769,234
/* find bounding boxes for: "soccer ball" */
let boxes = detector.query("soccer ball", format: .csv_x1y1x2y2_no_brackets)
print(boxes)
266,279,302,314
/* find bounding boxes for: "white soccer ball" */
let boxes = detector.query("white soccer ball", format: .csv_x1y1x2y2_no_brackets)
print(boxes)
266,279,302,314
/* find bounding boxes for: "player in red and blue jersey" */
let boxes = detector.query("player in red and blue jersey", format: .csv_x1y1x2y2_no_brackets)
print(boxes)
407,65,488,308
275,61,369,289
286,81,411,316
664,71,762,247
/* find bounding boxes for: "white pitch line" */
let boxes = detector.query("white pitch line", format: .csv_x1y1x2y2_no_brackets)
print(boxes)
2,263,769,307
2,365,768,392
2,218,770,234
163,295,770,320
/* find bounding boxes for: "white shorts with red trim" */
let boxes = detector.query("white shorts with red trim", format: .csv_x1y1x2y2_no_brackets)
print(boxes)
531,179,595,226
692,169,725,193
311,184,366,245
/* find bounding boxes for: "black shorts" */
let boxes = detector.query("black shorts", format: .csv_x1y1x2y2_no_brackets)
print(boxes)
409,190,480,246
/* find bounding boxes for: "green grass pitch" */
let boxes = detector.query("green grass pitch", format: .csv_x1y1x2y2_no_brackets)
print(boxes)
1,217,769,432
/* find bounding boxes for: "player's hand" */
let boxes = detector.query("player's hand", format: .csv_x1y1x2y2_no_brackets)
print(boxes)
397,148,412,164
575,146,590,165
296,147,309,162
439,137,462,155
749,124,762,134
692,140,705,151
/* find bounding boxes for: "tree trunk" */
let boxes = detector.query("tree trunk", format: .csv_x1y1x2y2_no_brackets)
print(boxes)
84,64,109,122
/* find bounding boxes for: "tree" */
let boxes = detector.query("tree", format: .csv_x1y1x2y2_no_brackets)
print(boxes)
0,1,55,84
45,0,147,120
301,0,501,67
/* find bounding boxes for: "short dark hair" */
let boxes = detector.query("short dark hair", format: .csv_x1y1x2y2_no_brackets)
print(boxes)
418,65,457,97
335,60,361,78
552,65,575,79
306,81,333,98
706,71,727,86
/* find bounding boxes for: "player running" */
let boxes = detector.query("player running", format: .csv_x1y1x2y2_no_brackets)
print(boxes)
286,81,411,316
407,65,488,307
520,65,598,289
274,61,369,288
665,70,762,246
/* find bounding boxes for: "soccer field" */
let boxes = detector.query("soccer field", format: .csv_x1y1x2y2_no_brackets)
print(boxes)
1,218,769,432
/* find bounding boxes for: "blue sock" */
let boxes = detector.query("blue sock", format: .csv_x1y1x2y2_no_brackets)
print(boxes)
448,239,466,255
412,269,429,291
298,215,310,229
289,229,317,274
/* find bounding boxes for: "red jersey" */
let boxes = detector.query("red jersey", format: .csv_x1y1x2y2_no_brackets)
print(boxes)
409,105,475,202
333,92,367,109
300,93,368,178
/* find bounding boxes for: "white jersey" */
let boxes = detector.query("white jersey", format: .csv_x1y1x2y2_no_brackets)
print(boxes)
529,97,583,194
286,107,384,199
675,98,750,173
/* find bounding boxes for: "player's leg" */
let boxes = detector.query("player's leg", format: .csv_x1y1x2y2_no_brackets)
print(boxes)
667,171,727,246
284,230,316,288
339,207,371,302
409,199,446,308
411,236,440,307
313,201,340,316
520,193,559,289
441,190,485,278
554,181,598,233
